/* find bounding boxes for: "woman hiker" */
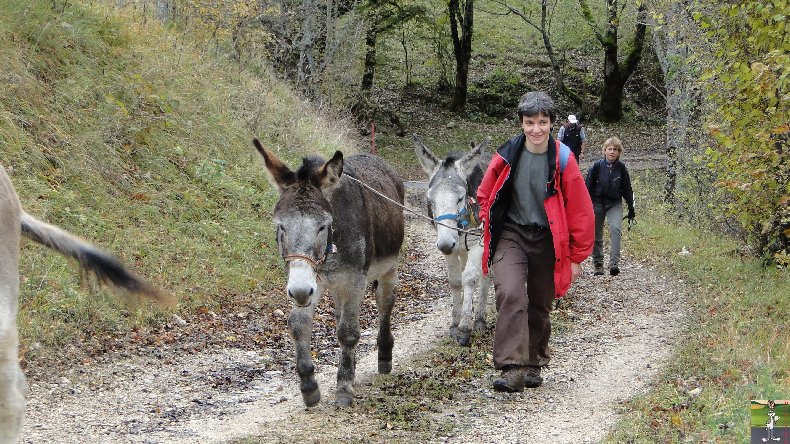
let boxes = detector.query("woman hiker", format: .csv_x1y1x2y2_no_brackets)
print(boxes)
477,91,594,392
585,136,636,276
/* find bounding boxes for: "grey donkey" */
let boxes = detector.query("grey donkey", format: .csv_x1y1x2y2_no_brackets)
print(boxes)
413,134,492,346
253,139,404,407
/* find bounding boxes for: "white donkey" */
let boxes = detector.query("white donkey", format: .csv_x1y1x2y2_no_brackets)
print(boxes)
413,134,492,346
0,165,168,444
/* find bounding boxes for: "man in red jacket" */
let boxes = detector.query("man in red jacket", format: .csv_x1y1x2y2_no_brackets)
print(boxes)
477,91,594,392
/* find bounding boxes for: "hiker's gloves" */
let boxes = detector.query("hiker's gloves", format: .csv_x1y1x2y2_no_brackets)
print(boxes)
627,208,636,221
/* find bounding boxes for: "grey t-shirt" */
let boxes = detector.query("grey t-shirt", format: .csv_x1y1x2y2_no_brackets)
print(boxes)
507,149,549,226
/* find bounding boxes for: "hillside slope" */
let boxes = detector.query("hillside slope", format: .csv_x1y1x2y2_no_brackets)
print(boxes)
0,0,357,356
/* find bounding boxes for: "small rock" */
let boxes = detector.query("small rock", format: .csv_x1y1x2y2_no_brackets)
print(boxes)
687,387,702,397
171,314,187,326
273,309,285,318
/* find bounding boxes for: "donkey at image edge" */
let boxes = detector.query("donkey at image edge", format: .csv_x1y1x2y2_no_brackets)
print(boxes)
0,166,169,444
252,139,404,407
413,134,492,346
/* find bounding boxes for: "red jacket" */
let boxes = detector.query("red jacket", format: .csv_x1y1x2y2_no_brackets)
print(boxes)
476,134,594,297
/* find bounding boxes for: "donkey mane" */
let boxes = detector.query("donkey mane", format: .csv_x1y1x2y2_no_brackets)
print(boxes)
296,156,326,179
442,153,463,167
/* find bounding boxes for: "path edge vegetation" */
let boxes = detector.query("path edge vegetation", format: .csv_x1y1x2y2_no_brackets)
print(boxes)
605,172,789,443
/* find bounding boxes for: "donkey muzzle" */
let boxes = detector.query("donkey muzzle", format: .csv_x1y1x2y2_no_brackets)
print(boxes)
286,261,318,307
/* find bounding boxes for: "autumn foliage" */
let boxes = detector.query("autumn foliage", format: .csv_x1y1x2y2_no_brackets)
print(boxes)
695,0,789,265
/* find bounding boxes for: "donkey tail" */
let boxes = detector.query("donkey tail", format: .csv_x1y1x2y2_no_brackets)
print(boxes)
20,211,171,305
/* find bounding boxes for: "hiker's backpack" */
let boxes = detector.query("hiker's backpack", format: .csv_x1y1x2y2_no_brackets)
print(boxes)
561,123,582,151
550,141,571,193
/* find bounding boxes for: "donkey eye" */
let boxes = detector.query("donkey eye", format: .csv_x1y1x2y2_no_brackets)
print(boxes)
456,197,463,205
317,225,326,233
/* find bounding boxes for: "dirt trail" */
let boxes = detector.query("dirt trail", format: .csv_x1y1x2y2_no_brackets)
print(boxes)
21,187,687,443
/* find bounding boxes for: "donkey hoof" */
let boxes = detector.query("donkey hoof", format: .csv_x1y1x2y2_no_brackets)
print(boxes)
473,319,487,332
301,384,321,407
456,329,471,347
302,389,321,407
378,360,392,374
334,394,354,407
449,325,460,341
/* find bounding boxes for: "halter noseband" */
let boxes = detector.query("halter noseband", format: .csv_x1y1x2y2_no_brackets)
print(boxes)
281,225,337,274
434,197,478,230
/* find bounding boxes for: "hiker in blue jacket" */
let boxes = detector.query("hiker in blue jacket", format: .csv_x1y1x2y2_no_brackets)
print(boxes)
585,136,635,276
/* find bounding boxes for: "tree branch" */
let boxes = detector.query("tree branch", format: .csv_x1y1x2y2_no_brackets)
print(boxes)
578,0,605,45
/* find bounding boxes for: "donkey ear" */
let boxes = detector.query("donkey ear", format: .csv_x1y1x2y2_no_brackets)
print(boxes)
412,133,439,175
316,150,344,192
458,136,491,178
253,138,294,193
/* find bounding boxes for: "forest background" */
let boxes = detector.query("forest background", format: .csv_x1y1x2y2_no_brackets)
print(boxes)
0,0,787,441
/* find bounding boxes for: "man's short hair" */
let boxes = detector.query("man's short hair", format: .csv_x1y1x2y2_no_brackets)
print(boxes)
517,91,557,123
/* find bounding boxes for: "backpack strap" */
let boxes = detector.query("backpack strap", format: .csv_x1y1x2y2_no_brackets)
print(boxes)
557,141,571,172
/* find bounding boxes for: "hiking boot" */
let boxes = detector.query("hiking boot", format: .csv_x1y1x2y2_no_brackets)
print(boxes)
594,263,605,276
610,266,620,276
493,366,525,393
524,366,543,388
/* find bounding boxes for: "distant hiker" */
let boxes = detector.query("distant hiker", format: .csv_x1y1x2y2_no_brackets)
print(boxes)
557,114,587,162
477,91,594,393
585,136,635,277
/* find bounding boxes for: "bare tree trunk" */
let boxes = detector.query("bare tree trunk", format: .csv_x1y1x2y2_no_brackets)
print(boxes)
648,0,701,207
401,27,412,86
155,0,169,22
448,0,473,112
298,0,317,94
361,22,377,91
580,0,647,122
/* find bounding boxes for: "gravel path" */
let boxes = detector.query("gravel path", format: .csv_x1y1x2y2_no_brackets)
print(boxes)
20,187,687,443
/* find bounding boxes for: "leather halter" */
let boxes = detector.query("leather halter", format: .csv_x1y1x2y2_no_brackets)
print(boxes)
281,225,336,274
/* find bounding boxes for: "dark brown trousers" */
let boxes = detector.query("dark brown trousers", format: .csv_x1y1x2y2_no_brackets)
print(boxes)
491,222,556,369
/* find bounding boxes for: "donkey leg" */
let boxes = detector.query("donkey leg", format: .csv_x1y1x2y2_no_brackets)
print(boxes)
0,196,25,444
334,281,365,407
457,255,479,347
0,328,27,444
375,267,398,374
444,253,464,343
288,301,320,407
469,244,490,332
474,273,492,332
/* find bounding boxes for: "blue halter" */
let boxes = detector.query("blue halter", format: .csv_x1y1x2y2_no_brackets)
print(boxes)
435,206,470,228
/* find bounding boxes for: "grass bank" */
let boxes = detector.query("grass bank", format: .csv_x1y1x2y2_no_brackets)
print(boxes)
606,172,790,443
0,0,357,358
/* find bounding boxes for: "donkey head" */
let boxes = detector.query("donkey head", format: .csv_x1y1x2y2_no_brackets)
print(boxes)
253,138,343,307
413,134,490,255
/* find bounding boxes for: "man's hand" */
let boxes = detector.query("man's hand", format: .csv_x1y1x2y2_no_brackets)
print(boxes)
571,262,582,283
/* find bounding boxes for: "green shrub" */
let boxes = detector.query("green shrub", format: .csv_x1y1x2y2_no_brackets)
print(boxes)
695,0,789,266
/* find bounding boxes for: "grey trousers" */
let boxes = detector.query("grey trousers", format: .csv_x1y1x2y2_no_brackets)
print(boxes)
490,222,555,369
592,202,623,268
